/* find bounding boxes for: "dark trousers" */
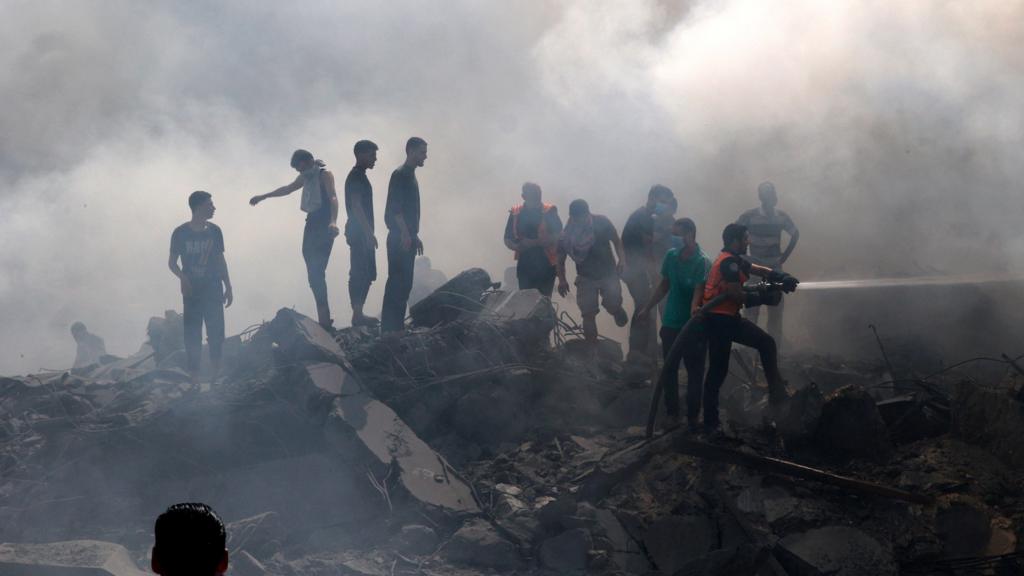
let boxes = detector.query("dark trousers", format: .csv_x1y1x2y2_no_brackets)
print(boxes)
660,324,707,421
381,232,416,332
347,233,377,307
302,222,335,309
623,264,655,361
183,283,224,375
703,314,780,429
517,263,556,298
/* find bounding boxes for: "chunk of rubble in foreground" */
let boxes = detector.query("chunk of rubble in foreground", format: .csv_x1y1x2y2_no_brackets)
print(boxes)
776,526,897,576
0,540,147,576
305,362,480,514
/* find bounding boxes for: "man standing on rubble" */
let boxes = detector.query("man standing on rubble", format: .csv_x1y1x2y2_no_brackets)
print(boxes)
345,140,380,327
503,182,563,298
735,181,799,343
557,199,629,345
250,149,340,331
621,184,675,365
637,217,711,430
381,137,427,333
169,191,233,386
700,223,798,434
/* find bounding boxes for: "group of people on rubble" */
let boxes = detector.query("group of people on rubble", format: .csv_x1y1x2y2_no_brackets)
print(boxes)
164,134,800,433
167,138,428,385
503,180,799,434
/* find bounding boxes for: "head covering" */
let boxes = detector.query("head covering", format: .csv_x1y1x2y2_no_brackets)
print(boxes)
559,214,596,263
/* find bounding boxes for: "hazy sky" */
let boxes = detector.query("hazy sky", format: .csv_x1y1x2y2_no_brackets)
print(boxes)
1,0,1022,374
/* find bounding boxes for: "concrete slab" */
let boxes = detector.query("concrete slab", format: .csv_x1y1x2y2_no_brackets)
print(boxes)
0,540,147,576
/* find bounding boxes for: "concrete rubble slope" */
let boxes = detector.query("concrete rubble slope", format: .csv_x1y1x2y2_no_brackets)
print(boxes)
0,540,148,576
2,272,1024,575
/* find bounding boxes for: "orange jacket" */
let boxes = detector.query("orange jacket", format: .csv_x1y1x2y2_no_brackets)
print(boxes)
703,250,749,316
511,203,558,266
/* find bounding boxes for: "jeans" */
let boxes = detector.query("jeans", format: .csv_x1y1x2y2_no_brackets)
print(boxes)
659,323,707,421
702,313,781,429
302,222,335,309
347,232,377,308
183,282,224,375
381,232,417,332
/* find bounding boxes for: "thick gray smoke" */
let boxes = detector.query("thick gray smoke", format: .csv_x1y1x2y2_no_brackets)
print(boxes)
1,0,1022,373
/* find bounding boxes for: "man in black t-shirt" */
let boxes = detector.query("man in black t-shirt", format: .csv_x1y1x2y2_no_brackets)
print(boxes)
503,182,563,297
557,199,629,344
620,184,675,364
169,191,233,385
345,140,379,327
250,149,340,330
381,137,427,333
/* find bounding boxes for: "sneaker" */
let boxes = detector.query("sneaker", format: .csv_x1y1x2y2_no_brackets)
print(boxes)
613,308,629,327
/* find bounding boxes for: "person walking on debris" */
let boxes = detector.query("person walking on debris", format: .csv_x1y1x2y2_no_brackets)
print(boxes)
249,149,340,331
381,137,427,333
557,199,629,345
345,140,380,327
637,217,711,430
169,191,233,386
621,184,676,364
503,182,563,298
71,321,107,368
152,502,228,576
735,181,799,342
700,223,798,434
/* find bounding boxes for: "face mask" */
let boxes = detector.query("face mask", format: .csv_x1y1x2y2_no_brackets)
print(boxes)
654,202,671,215
670,235,685,249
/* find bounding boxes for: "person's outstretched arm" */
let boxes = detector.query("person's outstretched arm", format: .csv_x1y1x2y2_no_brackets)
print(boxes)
250,175,303,206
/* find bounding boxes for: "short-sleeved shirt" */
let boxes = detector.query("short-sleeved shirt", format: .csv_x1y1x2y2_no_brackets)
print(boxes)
660,245,711,329
621,207,655,264
385,164,420,235
344,166,374,238
576,215,618,279
735,207,797,265
170,223,225,288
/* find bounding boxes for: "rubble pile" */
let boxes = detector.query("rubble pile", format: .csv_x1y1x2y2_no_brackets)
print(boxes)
1,270,1023,574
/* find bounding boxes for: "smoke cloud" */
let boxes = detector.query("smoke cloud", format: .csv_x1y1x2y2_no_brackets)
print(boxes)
2,0,1022,373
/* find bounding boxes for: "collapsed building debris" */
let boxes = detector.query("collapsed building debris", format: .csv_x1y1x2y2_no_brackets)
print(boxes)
1,270,1024,574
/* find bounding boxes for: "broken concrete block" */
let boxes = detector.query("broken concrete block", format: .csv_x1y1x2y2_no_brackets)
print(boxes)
674,544,760,576
268,308,347,366
935,495,993,558
312,363,479,514
776,526,897,576
394,524,438,556
642,515,716,575
877,394,949,444
539,528,592,572
441,518,520,569
410,268,494,327
775,383,825,446
815,385,893,462
952,380,1024,470
591,508,651,574
226,512,282,560
0,540,147,575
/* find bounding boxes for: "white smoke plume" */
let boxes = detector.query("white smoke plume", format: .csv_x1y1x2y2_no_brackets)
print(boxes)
1,0,1021,373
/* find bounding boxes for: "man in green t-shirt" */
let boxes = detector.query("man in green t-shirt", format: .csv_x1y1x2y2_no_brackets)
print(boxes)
637,217,711,429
